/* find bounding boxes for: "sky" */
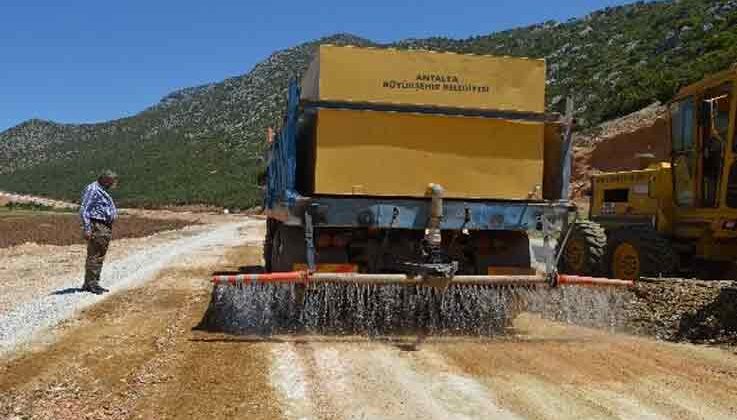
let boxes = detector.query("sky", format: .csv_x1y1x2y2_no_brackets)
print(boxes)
0,0,634,132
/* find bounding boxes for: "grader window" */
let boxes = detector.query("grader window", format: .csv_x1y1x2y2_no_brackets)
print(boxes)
603,188,629,203
702,83,732,207
671,98,695,152
671,97,697,207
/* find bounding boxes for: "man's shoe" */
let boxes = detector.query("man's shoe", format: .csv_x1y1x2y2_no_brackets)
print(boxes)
82,285,107,295
95,285,110,293
82,285,103,295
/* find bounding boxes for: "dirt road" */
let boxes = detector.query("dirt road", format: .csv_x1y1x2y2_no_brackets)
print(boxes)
2,218,737,420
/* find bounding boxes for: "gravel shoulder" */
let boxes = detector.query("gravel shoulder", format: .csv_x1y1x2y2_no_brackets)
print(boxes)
1,220,281,419
0,215,255,357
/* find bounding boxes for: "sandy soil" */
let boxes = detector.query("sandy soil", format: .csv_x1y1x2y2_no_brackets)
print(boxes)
2,218,737,419
0,212,196,248
0,225,281,420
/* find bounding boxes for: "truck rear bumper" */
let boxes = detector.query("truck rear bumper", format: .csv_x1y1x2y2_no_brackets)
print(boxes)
268,196,573,231
212,271,634,288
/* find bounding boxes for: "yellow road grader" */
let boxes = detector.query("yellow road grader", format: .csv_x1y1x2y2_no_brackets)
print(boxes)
560,68,737,280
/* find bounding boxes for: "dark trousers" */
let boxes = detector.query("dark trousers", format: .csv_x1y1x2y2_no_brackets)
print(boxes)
84,222,112,287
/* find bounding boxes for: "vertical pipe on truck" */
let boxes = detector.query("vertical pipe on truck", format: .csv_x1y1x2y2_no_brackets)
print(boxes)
426,183,445,247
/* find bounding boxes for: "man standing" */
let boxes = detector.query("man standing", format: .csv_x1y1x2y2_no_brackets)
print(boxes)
79,170,119,294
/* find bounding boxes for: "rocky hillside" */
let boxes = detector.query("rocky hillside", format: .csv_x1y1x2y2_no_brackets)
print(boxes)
2,0,737,207
570,102,669,198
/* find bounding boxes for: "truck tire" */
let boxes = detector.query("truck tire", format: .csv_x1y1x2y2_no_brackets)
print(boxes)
606,226,678,280
263,219,279,272
557,220,607,276
270,224,306,272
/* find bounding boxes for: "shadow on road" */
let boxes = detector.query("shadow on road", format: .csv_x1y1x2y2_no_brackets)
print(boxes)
189,335,428,352
187,333,563,346
50,287,86,295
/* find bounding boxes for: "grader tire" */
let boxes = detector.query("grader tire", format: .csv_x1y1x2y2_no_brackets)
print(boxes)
557,221,607,276
606,226,678,280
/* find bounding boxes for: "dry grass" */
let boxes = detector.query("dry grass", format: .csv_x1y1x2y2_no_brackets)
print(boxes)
0,212,197,249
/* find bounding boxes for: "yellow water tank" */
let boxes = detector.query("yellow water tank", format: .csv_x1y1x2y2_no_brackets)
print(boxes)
300,45,550,200
301,45,546,114
312,108,545,200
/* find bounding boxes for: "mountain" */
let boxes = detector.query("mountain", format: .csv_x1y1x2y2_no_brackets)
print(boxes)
0,34,373,208
2,0,737,207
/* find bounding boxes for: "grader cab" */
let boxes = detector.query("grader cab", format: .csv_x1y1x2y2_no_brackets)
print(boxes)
560,68,737,279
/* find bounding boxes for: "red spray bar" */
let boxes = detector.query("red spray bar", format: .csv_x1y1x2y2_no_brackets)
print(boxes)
557,274,634,288
211,271,634,288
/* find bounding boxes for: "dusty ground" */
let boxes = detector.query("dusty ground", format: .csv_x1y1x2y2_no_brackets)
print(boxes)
2,217,737,419
0,213,230,317
0,250,280,419
0,222,282,420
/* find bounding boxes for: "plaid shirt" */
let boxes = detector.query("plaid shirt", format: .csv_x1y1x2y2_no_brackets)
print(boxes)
80,181,118,233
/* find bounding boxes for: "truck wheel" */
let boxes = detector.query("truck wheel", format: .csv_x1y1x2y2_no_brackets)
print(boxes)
557,221,607,276
606,226,677,280
270,224,306,272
